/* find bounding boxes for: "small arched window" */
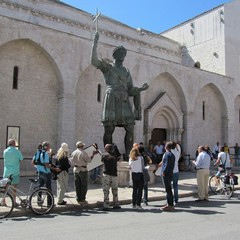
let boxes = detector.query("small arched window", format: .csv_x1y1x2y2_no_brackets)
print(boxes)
13,66,19,89
97,84,101,102
202,101,205,120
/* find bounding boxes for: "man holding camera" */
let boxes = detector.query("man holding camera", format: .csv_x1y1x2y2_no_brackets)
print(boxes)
32,142,60,193
70,141,98,205
101,144,121,210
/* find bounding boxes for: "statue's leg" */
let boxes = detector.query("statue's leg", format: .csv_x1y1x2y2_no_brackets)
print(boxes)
124,124,134,158
103,125,115,146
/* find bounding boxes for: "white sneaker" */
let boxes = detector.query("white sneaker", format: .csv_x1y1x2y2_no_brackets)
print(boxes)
132,204,137,209
137,206,143,210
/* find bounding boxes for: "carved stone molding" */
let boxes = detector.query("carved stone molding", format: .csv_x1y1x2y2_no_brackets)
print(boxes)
1,0,179,57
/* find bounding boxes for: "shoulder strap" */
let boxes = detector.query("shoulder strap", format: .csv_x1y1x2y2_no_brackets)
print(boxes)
141,156,145,169
35,150,46,168
112,66,129,90
222,153,227,165
42,151,45,163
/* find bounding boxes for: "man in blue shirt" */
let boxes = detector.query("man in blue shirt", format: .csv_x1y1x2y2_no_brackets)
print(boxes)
32,142,60,197
3,139,23,205
155,141,175,211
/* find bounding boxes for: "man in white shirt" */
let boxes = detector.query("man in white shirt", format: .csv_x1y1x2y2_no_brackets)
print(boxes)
193,146,211,202
214,146,232,177
153,142,164,164
171,142,181,204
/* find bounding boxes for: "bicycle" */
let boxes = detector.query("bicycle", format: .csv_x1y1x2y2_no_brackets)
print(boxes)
209,174,235,199
179,154,195,172
0,175,54,219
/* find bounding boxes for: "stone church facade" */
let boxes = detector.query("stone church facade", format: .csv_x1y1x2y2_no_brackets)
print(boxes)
0,0,238,160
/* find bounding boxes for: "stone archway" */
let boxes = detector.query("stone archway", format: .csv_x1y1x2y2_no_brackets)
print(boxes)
143,72,187,145
192,83,228,151
144,92,183,143
142,72,186,146
0,39,62,156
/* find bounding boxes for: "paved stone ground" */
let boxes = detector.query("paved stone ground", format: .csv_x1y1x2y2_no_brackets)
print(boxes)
5,166,239,217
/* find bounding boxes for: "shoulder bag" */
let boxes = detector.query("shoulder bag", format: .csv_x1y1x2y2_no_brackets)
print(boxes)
141,157,150,183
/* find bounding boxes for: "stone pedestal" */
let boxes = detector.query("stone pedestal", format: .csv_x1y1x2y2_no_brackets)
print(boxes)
117,161,156,187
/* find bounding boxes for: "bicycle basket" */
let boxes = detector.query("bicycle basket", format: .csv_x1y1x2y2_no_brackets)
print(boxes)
232,175,238,185
224,175,230,184
0,178,11,188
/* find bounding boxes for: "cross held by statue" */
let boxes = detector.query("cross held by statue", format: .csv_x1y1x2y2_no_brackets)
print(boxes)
93,9,101,32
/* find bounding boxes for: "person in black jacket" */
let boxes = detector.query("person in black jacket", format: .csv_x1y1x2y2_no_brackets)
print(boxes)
155,141,175,211
55,143,71,205
101,144,121,210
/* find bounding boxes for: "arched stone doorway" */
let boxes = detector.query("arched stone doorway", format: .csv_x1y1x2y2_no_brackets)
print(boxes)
151,128,166,146
144,92,184,145
142,72,186,147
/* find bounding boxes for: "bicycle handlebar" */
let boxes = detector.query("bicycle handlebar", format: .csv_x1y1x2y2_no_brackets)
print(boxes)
7,174,14,183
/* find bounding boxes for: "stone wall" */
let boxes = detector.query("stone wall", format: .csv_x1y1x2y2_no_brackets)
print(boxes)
0,0,238,161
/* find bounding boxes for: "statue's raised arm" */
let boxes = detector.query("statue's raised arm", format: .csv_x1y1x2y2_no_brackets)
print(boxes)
91,32,101,68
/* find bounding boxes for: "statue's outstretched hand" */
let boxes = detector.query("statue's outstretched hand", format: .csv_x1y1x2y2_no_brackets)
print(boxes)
94,32,99,45
141,83,149,91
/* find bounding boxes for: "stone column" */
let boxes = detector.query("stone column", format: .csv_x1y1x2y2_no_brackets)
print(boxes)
178,128,184,142
57,93,76,151
166,128,170,140
183,112,194,154
222,116,228,144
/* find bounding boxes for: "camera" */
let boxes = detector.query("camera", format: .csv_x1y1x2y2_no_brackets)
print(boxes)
109,143,121,158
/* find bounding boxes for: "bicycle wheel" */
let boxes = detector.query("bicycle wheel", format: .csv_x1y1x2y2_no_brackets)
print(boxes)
224,177,235,199
221,185,234,199
0,190,14,219
209,175,220,194
29,188,54,215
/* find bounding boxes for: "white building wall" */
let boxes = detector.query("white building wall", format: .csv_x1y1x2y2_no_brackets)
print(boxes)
161,0,240,151
225,0,240,79
0,0,238,161
162,5,226,75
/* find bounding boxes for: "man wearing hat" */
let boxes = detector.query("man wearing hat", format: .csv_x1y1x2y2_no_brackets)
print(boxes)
70,141,98,205
91,32,149,157
33,141,60,198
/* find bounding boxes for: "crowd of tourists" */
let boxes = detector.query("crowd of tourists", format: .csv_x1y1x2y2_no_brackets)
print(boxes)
1,138,237,212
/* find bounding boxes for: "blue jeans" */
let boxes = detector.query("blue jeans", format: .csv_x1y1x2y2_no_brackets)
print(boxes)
39,172,52,191
90,166,100,182
132,172,144,206
38,172,52,205
172,172,179,203
163,175,173,206
143,182,148,203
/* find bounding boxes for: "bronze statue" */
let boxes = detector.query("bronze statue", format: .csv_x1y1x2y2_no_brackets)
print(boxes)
91,32,149,157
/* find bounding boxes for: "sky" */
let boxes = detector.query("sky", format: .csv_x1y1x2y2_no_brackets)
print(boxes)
61,0,231,33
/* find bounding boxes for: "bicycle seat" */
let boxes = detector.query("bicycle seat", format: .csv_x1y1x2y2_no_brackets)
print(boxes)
28,178,39,183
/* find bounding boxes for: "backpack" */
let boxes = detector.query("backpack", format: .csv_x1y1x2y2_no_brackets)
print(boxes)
33,150,46,167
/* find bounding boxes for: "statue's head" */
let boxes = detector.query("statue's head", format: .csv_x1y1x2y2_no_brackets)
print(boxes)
112,46,127,59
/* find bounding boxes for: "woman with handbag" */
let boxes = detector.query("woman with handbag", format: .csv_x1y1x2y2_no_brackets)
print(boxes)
55,143,71,205
138,144,151,205
129,147,144,210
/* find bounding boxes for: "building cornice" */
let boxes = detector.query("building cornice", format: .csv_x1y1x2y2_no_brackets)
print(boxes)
0,0,180,57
